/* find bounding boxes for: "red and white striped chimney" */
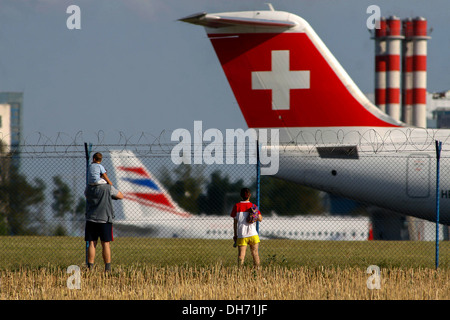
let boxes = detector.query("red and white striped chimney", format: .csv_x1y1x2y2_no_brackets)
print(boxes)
401,18,414,124
385,16,403,121
412,17,430,128
374,18,387,113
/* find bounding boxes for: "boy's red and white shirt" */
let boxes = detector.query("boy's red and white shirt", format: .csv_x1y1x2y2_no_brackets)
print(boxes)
231,201,260,239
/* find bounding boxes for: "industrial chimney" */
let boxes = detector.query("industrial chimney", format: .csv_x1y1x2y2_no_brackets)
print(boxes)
374,18,387,113
412,17,430,128
373,15,430,127
385,16,403,121
401,18,414,125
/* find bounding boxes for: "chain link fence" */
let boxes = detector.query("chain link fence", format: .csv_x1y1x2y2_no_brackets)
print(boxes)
0,134,449,269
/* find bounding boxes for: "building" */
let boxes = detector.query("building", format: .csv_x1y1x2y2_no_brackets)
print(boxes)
0,104,11,151
0,92,23,171
428,90,450,128
0,92,23,150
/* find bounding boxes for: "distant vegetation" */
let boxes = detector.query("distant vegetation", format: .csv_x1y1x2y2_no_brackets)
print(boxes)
159,164,324,216
0,144,85,236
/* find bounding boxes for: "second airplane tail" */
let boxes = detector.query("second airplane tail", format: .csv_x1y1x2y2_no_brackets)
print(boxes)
110,151,191,230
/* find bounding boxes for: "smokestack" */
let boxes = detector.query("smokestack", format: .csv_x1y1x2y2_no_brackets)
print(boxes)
385,16,403,121
374,18,387,112
401,18,414,124
412,17,430,128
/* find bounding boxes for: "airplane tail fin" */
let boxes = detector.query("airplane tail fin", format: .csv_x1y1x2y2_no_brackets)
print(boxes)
180,10,404,130
109,151,191,228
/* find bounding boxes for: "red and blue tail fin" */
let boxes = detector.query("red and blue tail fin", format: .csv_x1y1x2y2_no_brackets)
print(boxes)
110,151,191,223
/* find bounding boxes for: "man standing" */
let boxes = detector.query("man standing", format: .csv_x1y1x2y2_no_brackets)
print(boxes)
85,183,123,272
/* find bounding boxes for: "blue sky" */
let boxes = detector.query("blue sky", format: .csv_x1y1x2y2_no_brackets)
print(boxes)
1,0,449,143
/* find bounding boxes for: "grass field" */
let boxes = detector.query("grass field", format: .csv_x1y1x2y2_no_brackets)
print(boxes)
1,236,450,299
1,236,449,269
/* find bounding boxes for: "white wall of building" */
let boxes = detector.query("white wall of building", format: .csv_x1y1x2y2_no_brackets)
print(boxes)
0,103,11,150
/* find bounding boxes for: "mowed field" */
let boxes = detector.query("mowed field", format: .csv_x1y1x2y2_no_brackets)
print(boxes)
1,236,450,300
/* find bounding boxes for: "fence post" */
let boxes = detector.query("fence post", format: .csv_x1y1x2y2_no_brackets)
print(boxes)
435,140,442,269
256,139,261,235
84,142,92,266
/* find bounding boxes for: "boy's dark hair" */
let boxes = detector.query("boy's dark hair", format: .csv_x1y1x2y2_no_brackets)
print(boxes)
93,152,102,162
240,188,251,200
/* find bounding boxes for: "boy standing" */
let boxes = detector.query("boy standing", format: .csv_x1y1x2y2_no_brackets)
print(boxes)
231,188,262,267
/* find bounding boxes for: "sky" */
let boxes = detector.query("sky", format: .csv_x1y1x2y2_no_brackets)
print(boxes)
1,0,449,145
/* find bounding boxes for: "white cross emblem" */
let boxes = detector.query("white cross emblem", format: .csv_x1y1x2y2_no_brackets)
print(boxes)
252,50,310,110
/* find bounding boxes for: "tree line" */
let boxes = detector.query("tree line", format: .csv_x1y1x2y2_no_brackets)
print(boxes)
0,148,85,236
0,155,324,235
0,170,85,236
159,164,324,216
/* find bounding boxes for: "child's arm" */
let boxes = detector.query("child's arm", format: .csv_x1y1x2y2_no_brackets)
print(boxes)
231,205,237,246
233,219,238,246
101,172,113,185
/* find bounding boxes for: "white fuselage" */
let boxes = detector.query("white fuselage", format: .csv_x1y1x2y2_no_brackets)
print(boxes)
268,126,450,224
115,215,370,241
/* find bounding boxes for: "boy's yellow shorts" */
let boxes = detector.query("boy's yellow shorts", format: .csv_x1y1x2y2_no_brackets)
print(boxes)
236,235,260,246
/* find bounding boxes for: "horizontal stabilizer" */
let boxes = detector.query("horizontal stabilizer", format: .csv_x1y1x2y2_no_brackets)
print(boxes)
178,12,296,29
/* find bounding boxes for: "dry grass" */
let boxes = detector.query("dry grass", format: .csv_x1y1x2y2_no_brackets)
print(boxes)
1,263,450,300
1,236,450,300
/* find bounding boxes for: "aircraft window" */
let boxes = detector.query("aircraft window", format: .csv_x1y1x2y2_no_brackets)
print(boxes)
294,231,298,236
318,232,322,236
352,232,356,237
207,230,210,234
324,232,328,236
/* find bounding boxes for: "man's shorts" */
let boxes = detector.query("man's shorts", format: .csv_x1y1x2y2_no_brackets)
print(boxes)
236,235,260,246
85,221,114,242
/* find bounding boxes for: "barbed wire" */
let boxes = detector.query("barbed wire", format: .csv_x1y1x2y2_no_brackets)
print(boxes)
0,128,449,157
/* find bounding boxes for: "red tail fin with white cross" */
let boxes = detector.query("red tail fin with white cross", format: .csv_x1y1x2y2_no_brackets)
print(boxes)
180,10,403,129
